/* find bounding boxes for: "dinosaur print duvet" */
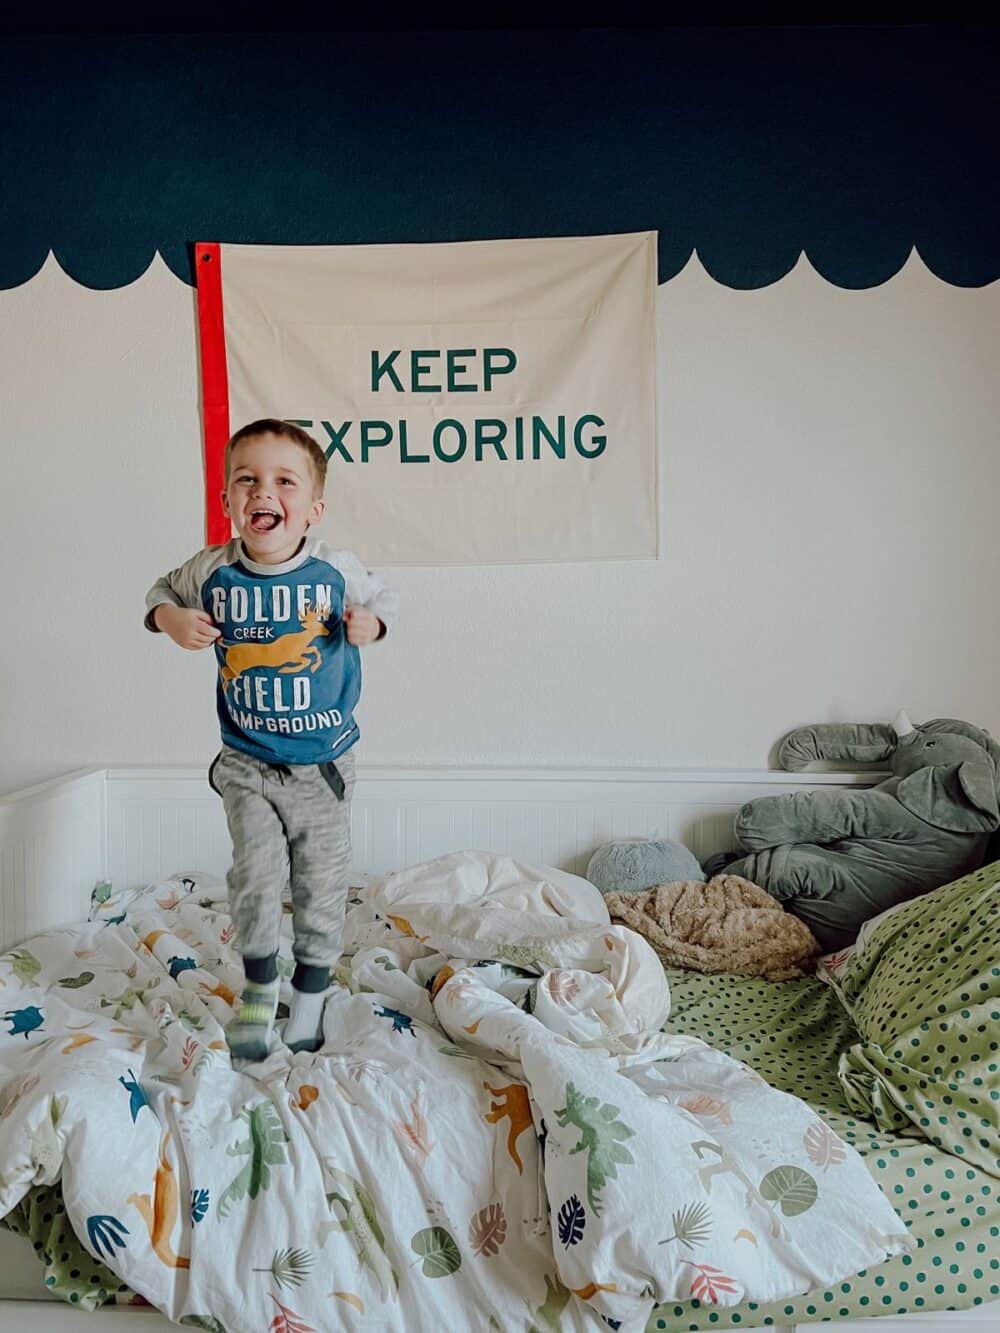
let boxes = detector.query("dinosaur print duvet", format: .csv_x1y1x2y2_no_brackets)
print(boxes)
0,850,912,1332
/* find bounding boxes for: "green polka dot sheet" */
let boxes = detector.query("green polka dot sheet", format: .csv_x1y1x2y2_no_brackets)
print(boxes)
825,858,999,1175
1,1182,139,1311
646,865,999,1332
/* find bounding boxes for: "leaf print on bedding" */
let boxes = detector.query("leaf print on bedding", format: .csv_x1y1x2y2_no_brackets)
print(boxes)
546,971,580,1006
438,1041,477,1059
681,1261,740,1303
190,1188,210,1224
268,1296,315,1333
439,973,476,1005
803,1120,846,1170
179,1037,218,1077
679,1094,732,1126
759,1165,818,1216
86,1213,130,1262
823,948,852,973
218,1102,290,1218
393,1095,431,1165
469,1201,508,1257
253,1247,313,1290
411,1225,461,1278
557,1194,586,1248
658,1201,712,1250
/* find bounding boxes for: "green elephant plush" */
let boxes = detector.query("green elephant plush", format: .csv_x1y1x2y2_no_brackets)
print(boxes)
723,711,1000,951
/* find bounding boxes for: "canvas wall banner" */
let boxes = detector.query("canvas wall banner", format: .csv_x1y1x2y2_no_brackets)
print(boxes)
196,232,658,564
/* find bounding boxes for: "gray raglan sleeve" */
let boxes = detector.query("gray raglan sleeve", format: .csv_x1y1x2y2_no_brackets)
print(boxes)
144,545,230,632
326,548,399,637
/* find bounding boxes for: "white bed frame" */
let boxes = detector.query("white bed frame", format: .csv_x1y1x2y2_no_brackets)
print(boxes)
0,764,995,1333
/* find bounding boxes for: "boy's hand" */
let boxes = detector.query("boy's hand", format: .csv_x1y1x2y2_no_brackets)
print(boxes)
154,604,221,650
343,604,382,646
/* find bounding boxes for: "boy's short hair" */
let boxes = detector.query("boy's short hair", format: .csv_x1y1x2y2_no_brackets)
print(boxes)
224,419,328,495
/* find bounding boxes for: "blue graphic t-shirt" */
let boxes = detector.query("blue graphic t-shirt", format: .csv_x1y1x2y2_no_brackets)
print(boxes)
145,537,398,765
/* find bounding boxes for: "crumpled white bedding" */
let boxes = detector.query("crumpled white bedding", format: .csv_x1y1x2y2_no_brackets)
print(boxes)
0,851,912,1332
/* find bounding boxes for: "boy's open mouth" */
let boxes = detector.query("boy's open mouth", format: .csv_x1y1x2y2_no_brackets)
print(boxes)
250,507,282,533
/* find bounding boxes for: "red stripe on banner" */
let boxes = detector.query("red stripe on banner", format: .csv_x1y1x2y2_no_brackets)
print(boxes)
195,242,231,546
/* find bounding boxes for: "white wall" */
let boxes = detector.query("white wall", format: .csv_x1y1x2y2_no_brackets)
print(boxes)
1,251,997,794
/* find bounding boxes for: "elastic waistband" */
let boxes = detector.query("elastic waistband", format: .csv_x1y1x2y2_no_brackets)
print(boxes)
260,756,345,799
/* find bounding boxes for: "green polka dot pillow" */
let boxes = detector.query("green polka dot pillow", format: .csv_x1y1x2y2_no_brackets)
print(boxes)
834,859,1000,1175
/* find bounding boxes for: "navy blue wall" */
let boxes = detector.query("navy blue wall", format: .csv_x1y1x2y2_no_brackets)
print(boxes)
1,25,997,290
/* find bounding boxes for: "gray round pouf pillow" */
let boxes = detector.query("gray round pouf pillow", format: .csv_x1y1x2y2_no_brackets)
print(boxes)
586,837,706,895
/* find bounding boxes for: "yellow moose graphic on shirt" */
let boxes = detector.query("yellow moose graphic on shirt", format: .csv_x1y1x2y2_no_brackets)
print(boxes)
219,607,330,693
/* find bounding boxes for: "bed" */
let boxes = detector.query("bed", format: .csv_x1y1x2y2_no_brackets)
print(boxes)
0,764,996,1332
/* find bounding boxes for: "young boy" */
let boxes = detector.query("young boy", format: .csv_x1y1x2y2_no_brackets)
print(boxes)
145,419,398,1060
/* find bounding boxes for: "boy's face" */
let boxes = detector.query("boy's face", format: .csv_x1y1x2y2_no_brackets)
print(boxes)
222,434,325,565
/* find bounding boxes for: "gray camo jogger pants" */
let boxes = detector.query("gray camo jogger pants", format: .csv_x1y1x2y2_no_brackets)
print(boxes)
209,745,356,967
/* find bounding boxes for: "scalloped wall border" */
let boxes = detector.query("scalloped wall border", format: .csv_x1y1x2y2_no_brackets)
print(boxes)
2,245,996,295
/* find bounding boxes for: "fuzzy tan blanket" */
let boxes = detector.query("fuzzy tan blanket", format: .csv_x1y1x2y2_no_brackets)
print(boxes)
604,874,820,980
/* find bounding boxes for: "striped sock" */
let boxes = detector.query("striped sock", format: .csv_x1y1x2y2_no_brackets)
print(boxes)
226,977,280,1061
